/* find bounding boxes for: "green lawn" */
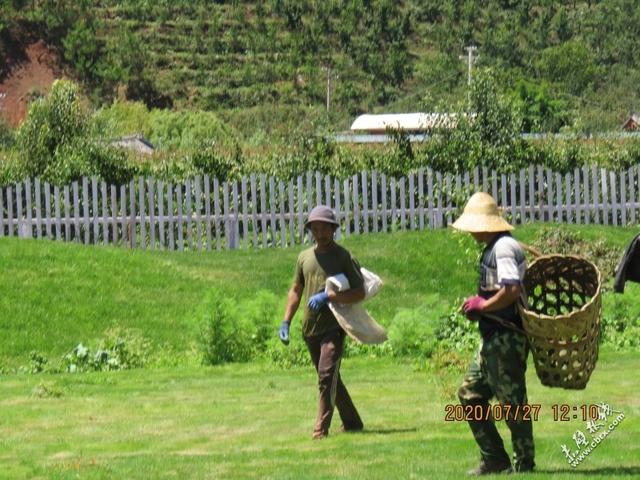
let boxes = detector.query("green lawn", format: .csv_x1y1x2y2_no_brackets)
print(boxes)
1,224,639,478
1,224,638,370
0,350,638,479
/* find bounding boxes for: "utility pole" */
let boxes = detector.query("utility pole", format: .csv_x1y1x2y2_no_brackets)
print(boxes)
459,46,478,107
322,66,338,112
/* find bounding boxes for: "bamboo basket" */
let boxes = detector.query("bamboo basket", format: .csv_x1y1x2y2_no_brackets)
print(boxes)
518,254,602,390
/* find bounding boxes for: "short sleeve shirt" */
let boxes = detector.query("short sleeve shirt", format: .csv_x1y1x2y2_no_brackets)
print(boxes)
294,244,364,337
478,233,526,338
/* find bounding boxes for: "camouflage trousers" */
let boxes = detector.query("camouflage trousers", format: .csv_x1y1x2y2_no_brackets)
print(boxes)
457,330,535,471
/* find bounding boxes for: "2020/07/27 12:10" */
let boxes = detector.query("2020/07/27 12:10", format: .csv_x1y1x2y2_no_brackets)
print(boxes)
552,404,599,421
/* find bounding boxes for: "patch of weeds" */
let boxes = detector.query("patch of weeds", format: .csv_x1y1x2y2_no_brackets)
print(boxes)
386,295,478,359
32,381,64,398
430,348,470,373
28,351,49,374
532,228,620,280
196,288,282,366
263,332,311,368
149,342,199,368
62,328,152,373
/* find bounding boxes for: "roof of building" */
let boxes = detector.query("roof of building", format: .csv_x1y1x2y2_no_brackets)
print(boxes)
110,133,155,154
350,112,459,132
622,113,640,130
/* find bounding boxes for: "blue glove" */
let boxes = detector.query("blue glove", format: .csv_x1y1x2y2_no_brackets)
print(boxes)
279,321,290,345
308,291,330,311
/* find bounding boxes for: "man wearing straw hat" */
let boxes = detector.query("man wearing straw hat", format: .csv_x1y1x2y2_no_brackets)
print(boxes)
278,205,365,439
452,192,535,475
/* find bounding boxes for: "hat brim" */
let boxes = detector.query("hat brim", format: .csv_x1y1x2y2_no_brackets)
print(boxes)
304,219,339,229
451,213,513,233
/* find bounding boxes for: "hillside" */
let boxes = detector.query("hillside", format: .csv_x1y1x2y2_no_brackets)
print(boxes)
1,1,640,138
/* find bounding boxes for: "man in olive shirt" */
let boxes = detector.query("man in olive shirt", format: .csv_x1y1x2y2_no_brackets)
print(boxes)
279,205,365,439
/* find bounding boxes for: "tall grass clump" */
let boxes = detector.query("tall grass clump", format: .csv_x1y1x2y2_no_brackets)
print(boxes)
197,288,280,365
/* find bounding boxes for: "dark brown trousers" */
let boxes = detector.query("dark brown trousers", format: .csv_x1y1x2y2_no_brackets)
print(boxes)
304,329,363,436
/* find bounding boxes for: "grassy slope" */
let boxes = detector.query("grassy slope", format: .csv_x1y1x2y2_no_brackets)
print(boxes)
0,352,638,479
1,224,639,369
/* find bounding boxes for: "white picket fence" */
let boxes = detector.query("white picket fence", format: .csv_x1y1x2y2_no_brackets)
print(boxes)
1,165,639,251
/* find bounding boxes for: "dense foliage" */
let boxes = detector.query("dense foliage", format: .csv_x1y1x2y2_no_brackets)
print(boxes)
2,3,640,186
2,0,640,138
2,74,640,187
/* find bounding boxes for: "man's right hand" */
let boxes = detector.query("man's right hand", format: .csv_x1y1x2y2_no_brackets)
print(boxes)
279,320,290,345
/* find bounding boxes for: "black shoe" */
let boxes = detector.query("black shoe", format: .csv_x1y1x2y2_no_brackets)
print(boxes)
467,458,512,476
514,461,535,473
340,423,364,433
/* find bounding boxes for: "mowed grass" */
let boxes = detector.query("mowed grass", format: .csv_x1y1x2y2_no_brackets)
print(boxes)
1,223,638,369
0,351,638,479
1,224,639,478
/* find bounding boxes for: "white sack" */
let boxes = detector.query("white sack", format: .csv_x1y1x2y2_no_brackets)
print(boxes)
326,268,387,344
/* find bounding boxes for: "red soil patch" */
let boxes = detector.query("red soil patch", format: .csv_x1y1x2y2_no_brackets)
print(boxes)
0,40,62,127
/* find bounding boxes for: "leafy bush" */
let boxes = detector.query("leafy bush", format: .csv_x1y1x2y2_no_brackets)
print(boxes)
434,306,478,353
263,328,311,368
239,290,279,350
197,289,256,365
387,294,478,359
190,143,243,180
91,100,152,139
601,290,640,350
388,295,450,357
0,150,28,186
27,351,49,374
17,79,88,177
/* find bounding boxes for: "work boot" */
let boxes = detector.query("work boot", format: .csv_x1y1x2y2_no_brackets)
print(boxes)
467,457,512,476
513,460,535,473
340,422,364,433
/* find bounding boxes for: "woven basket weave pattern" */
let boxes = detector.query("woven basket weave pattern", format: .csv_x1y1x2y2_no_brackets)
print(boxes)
519,255,602,390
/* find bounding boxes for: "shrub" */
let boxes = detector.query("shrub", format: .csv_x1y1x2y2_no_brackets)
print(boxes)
434,306,478,353
239,290,279,352
263,326,311,368
0,150,28,186
388,295,450,357
17,79,87,177
27,351,49,374
191,143,242,181
197,289,256,365
601,290,640,350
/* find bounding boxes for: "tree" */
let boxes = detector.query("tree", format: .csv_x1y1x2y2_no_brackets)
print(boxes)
63,20,100,82
104,27,171,108
535,40,598,95
17,79,87,177
511,79,570,133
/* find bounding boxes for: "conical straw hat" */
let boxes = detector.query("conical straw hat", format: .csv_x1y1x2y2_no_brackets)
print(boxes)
451,192,513,233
